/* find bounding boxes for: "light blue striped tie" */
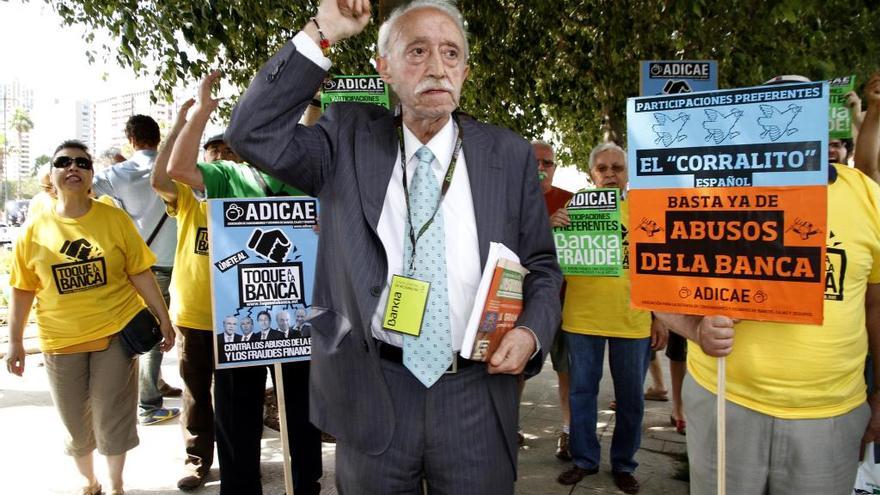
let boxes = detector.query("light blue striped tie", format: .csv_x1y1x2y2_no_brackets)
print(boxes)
403,146,453,387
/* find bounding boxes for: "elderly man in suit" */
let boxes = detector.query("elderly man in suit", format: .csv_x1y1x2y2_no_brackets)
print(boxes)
226,0,562,493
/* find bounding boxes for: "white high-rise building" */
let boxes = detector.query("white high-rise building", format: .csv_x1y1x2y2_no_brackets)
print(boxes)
75,100,94,151
1,80,35,181
93,90,177,154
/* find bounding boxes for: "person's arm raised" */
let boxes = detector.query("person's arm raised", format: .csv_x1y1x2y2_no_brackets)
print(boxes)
225,0,371,197
305,0,372,48
151,98,194,204
168,71,222,192
855,73,880,183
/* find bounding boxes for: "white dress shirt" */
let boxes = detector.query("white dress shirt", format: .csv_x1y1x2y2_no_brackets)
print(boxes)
293,32,483,351
369,120,481,350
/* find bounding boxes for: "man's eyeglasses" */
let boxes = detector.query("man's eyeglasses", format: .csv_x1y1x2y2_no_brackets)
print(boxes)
53,156,94,171
537,158,555,168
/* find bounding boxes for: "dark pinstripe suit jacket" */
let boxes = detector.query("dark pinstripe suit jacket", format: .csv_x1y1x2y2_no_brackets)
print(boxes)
227,43,562,472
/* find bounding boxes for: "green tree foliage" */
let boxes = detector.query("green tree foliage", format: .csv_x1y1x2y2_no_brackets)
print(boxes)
48,0,880,169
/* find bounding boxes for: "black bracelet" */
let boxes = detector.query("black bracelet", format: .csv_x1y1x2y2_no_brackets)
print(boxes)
310,98,322,108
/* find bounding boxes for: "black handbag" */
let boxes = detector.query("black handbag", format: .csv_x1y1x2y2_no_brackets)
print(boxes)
119,308,162,356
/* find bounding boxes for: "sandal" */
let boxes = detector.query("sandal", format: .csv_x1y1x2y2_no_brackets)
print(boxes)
670,415,686,435
80,482,102,495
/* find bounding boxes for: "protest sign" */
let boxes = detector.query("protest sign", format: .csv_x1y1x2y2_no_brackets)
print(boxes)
320,75,390,109
554,188,623,276
640,60,718,96
208,196,319,369
628,186,826,323
627,82,829,324
829,75,856,140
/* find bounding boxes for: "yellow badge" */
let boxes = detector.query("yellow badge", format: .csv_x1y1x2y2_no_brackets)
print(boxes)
382,275,430,336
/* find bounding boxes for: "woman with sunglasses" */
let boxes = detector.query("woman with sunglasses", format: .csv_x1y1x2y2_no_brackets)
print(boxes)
4,140,175,495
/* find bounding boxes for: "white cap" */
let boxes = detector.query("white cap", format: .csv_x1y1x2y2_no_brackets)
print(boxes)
762,74,811,85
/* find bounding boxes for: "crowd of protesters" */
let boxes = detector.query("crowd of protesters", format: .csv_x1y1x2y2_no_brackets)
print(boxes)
5,0,880,494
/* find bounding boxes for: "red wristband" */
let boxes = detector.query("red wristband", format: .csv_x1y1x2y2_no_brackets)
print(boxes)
311,17,331,54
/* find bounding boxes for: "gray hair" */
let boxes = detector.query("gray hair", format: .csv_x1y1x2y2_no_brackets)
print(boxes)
531,139,553,150
101,146,122,160
588,142,626,169
377,0,469,60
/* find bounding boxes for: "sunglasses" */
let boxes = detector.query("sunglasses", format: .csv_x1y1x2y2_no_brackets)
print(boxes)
53,156,94,171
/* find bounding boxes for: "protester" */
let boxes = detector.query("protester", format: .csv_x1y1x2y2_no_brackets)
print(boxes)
157,71,322,494
556,143,666,494
148,99,219,491
225,0,562,492
27,163,56,218
534,139,575,460
93,114,181,426
657,162,880,493
855,73,880,182
5,140,175,495
97,147,127,171
653,74,880,494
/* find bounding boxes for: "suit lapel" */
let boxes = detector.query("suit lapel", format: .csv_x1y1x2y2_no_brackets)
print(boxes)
356,116,397,232
461,117,500,271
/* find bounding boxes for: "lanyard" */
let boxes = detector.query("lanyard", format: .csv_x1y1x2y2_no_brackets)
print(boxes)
396,114,464,271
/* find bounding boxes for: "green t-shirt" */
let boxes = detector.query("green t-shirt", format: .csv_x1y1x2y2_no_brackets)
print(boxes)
197,160,305,199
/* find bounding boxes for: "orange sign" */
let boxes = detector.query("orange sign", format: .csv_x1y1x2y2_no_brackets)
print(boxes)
629,186,826,324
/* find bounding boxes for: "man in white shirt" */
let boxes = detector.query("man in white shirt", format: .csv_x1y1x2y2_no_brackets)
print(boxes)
93,114,180,426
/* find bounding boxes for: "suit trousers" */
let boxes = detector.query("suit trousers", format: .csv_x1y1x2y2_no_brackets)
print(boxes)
335,359,514,495
214,360,322,495
178,327,215,476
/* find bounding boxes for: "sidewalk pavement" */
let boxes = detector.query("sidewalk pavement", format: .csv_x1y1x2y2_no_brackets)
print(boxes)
0,348,688,494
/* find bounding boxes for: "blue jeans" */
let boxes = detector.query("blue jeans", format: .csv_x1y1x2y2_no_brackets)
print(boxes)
567,332,651,473
138,267,171,414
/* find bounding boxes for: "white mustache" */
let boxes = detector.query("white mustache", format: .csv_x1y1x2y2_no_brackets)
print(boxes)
415,78,454,94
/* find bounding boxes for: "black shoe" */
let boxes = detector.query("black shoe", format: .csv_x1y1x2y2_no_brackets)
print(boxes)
177,470,207,491
612,471,640,494
159,383,183,398
557,465,599,485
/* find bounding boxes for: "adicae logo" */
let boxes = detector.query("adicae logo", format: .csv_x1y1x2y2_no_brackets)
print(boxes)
226,204,244,222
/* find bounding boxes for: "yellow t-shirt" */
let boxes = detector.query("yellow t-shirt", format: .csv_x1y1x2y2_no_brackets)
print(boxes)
689,165,880,419
28,194,117,221
562,200,652,338
168,182,212,330
10,199,156,352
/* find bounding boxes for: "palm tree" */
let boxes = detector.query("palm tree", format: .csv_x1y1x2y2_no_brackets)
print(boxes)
11,108,34,199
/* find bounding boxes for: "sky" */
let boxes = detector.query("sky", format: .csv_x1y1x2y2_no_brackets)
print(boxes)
1,1,146,99
1,1,589,190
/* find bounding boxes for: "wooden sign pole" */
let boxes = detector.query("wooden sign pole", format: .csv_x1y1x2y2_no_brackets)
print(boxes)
717,356,726,495
274,362,295,495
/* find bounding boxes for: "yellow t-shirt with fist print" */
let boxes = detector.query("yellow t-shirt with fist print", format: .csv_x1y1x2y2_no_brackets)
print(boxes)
10,199,155,352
